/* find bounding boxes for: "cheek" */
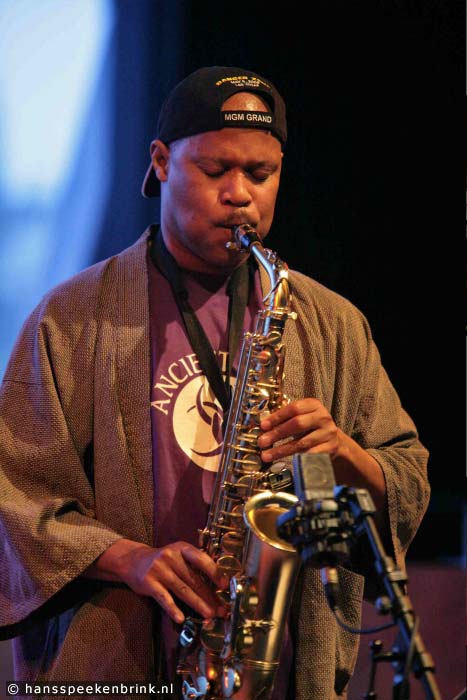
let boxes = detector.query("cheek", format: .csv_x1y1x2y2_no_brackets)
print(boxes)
169,183,221,238
256,183,280,219
172,174,218,212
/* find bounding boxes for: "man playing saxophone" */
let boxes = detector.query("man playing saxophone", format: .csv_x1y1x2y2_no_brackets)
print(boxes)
0,66,429,700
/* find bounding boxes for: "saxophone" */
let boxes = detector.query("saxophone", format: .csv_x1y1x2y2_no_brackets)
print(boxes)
178,224,301,700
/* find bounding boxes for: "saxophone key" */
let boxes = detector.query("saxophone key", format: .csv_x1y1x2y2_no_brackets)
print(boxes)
217,553,242,576
222,665,242,698
231,458,260,471
200,617,228,653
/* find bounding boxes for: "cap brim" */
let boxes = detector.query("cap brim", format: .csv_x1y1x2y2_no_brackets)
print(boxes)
141,161,160,198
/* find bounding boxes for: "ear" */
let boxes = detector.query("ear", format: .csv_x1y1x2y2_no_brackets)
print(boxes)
150,139,170,183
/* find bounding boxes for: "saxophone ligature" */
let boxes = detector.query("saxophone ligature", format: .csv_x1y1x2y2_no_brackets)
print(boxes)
178,224,301,700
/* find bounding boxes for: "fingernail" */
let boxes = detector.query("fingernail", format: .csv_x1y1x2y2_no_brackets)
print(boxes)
262,450,272,462
261,418,272,430
175,613,185,624
257,435,270,448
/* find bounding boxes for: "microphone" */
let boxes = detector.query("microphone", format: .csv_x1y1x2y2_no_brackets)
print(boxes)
276,453,351,611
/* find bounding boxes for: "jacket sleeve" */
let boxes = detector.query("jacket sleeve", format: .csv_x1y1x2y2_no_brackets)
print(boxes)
0,289,124,634
290,271,430,591
349,310,430,586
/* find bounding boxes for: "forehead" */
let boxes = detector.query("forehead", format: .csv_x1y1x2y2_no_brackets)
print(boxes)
171,127,282,162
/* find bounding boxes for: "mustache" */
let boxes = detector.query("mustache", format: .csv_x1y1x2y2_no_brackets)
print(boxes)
216,215,257,229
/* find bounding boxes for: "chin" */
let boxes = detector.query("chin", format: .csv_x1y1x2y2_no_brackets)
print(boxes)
200,250,246,274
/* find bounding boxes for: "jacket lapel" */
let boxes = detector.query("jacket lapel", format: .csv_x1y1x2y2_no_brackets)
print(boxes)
113,230,154,544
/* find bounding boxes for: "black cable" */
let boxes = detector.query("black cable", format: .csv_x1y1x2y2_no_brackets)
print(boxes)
332,607,396,635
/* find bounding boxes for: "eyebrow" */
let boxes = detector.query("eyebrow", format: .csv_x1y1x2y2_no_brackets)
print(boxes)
196,156,279,171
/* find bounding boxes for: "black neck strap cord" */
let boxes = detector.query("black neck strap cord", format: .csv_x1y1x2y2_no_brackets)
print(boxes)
149,226,251,416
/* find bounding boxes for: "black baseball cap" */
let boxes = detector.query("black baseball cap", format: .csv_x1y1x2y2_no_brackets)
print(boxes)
142,65,287,198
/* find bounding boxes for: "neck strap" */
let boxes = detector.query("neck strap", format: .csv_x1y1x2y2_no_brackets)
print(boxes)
149,226,250,415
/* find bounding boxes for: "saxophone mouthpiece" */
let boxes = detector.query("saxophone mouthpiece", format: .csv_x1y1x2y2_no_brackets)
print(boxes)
225,224,261,252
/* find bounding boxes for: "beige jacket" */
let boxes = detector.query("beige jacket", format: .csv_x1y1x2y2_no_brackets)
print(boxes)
0,229,429,699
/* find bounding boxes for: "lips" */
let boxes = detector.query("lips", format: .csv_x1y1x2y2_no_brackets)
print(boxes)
217,218,257,229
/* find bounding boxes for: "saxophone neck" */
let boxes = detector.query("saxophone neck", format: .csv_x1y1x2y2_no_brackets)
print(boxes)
229,224,293,314
255,250,291,313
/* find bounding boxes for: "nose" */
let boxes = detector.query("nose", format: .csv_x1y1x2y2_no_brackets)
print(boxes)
220,170,252,207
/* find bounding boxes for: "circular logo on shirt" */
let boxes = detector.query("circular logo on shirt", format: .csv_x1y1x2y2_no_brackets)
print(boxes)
173,375,232,472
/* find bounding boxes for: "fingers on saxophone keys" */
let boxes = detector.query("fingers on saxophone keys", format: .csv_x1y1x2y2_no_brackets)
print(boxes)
182,545,229,589
260,398,322,432
150,581,185,624
149,546,227,623
260,431,315,462
176,578,218,619
264,413,315,441
154,573,217,622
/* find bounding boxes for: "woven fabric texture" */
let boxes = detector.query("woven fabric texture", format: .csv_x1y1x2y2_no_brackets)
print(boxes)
0,229,429,700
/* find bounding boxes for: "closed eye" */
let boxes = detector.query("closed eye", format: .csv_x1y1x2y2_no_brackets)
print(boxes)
203,169,225,178
248,169,272,182
197,158,278,182
202,167,274,182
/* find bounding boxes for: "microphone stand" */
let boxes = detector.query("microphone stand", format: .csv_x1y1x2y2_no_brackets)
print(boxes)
334,485,441,700
276,454,443,700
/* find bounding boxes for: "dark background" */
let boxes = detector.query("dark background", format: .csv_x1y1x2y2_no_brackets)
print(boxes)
95,0,464,562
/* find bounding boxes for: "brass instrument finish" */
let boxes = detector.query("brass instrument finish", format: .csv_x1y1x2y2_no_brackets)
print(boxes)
178,224,300,700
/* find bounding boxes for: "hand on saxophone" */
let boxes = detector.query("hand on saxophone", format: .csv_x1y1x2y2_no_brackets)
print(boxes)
257,397,386,510
258,398,343,461
82,538,229,624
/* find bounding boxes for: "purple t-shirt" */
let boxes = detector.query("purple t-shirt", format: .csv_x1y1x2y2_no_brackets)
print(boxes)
147,252,292,698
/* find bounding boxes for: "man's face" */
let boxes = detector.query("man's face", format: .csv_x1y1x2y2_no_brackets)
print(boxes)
155,127,282,274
